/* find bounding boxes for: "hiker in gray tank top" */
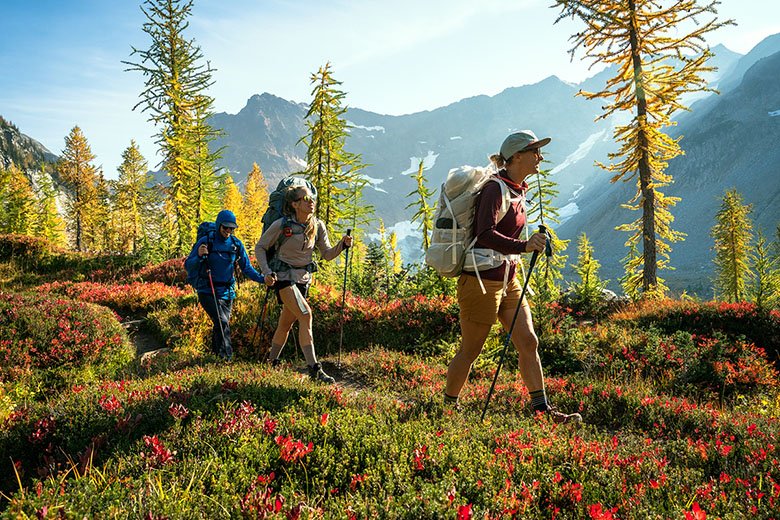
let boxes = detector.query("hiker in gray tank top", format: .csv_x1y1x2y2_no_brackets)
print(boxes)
255,185,352,383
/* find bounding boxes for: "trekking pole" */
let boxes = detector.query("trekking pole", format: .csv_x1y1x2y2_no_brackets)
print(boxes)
480,225,549,422
204,256,226,353
251,285,271,348
337,229,352,369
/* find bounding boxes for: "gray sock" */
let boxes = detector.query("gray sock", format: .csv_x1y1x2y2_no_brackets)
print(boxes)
300,344,317,367
269,342,284,361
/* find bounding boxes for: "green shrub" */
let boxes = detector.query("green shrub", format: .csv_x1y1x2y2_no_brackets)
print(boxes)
614,300,780,367
137,257,188,287
0,290,132,389
0,234,52,270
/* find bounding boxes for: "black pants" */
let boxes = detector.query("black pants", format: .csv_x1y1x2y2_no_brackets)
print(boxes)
273,280,310,305
198,292,233,360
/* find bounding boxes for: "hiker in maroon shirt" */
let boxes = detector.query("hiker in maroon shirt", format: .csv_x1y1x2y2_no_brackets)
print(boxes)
444,130,582,424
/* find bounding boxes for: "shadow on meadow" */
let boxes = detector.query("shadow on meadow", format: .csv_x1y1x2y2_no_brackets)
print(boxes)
3,237,780,518
0,359,318,500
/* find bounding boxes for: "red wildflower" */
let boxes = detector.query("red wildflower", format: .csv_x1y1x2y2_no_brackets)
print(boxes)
275,435,313,463
684,503,706,520
457,504,472,520
589,503,619,519
99,394,122,414
168,403,189,420
141,435,175,468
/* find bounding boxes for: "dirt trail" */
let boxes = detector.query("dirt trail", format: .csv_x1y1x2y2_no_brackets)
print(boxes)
120,316,168,360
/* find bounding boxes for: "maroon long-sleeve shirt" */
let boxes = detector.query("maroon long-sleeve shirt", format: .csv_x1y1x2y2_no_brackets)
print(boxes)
463,170,529,282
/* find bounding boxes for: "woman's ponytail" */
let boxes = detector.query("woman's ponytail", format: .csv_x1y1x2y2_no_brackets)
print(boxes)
489,153,506,169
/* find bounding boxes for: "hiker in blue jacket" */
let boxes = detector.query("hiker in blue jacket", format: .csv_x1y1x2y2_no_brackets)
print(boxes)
184,210,264,361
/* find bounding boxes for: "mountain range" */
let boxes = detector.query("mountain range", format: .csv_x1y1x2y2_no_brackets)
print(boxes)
3,34,779,295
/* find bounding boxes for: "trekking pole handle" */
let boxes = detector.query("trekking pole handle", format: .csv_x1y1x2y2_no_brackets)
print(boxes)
344,229,352,250
538,225,552,258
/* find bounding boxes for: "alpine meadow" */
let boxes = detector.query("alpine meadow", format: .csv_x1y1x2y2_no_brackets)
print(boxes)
1,0,780,519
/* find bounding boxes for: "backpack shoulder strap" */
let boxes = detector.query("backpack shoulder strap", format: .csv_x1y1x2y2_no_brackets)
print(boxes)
485,176,512,222
230,235,240,260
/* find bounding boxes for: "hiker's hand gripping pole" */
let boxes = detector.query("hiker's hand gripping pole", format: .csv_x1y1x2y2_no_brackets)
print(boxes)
480,225,548,422
338,229,352,369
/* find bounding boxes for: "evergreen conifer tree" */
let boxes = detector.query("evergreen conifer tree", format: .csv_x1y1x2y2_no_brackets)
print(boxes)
300,62,368,238
92,172,113,251
526,166,569,301
618,241,642,301
113,141,156,254
0,164,35,235
56,126,101,251
748,227,779,312
222,175,244,237
389,232,402,275
553,0,732,296
125,0,223,255
570,232,608,315
711,188,753,303
405,159,435,251
30,165,66,247
240,163,269,252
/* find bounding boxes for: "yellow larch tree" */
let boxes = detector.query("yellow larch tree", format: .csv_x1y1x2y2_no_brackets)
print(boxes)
553,0,733,297
239,163,269,251
56,126,101,252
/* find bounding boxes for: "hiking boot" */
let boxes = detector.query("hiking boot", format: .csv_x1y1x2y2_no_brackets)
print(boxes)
308,363,335,384
269,358,281,368
443,393,461,413
543,405,582,424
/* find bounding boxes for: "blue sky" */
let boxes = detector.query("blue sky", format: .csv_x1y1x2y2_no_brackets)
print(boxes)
1,0,778,176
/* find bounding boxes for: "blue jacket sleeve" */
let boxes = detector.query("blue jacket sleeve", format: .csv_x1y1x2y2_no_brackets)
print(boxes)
236,239,264,284
184,237,208,272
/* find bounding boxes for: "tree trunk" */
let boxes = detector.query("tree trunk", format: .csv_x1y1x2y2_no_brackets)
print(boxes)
628,0,657,292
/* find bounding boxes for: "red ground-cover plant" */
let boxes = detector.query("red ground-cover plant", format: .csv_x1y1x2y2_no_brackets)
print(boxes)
38,281,188,313
1,348,778,519
137,257,188,287
0,290,128,383
613,299,780,366
308,284,459,355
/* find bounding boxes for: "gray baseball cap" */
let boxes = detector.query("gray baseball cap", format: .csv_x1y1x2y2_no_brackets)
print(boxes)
500,130,551,160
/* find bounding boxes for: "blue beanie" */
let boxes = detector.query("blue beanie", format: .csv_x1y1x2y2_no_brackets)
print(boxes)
216,210,238,229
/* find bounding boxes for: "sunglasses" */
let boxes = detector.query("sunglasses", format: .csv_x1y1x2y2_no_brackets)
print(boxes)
295,195,316,203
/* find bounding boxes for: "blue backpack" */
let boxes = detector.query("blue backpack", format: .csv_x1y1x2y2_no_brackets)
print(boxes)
185,222,240,290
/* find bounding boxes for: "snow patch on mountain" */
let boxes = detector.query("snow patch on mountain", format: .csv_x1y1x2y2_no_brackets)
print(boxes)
558,202,580,225
346,121,386,133
360,174,388,193
367,219,425,263
549,129,607,175
293,157,307,168
400,151,439,175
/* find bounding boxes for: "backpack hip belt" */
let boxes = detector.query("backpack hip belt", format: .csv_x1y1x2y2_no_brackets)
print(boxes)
268,256,318,275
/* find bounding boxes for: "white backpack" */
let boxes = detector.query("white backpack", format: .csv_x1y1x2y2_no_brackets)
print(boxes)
425,166,526,294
